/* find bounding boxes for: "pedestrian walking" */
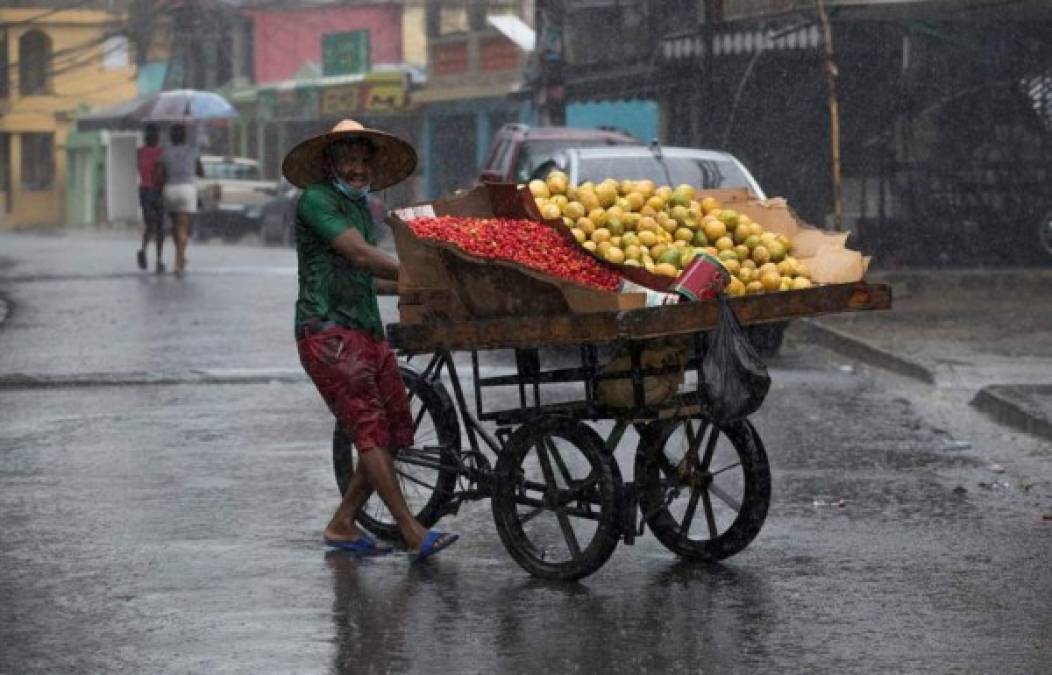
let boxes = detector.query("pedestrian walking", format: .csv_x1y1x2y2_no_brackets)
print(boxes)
282,119,459,561
136,124,166,273
157,124,203,276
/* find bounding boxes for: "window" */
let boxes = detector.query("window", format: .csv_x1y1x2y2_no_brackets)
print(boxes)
21,133,53,191
201,160,260,180
19,29,51,95
439,6,469,35
575,156,751,190
514,138,638,183
102,35,129,71
0,133,10,201
0,32,8,97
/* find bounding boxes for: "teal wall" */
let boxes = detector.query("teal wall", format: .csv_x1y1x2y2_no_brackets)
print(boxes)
566,100,658,143
65,130,106,227
137,61,168,96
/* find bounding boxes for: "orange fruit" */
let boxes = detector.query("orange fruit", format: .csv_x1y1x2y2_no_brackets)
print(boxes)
654,262,680,278
703,218,727,242
590,227,611,243
529,180,550,199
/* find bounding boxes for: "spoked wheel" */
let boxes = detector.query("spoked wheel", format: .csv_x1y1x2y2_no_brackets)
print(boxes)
491,416,622,581
332,365,461,541
635,417,770,561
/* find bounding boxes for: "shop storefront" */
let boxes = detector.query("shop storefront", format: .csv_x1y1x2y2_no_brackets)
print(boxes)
231,70,422,204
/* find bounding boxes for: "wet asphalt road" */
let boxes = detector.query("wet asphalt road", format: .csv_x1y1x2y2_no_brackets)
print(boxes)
1,233,1051,674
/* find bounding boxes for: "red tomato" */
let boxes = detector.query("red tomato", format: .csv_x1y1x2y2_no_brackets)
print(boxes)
407,216,620,291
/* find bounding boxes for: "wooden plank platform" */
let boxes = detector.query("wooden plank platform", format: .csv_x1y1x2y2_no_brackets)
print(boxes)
388,282,892,353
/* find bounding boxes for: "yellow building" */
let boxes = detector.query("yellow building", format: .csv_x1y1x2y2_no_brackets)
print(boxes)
0,8,136,228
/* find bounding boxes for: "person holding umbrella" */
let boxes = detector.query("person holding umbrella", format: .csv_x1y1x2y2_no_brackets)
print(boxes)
156,124,203,275
283,120,459,561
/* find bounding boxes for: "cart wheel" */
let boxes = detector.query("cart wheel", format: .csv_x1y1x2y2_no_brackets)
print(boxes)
635,417,770,561
332,365,460,542
491,416,622,581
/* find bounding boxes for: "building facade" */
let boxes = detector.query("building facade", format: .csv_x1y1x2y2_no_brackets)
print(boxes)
0,8,137,228
415,0,534,199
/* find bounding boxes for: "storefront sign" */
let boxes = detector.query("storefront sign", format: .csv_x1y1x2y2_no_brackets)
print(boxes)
258,87,318,121
322,30,371,77
319,74,411,116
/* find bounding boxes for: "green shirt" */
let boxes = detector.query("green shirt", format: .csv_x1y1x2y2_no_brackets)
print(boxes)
294,181,383,339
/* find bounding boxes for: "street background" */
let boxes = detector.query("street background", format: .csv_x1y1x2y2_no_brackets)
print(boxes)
1,231,1050,674
3,1,1052,672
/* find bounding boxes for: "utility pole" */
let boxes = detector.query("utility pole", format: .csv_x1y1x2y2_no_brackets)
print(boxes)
817,0,843,231
699,0,722,145
126,0,157,67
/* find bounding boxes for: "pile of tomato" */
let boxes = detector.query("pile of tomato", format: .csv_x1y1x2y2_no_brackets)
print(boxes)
407,216,621,291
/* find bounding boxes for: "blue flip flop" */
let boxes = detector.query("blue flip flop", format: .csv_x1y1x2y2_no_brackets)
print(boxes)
325,534,392,555
414,531,459,563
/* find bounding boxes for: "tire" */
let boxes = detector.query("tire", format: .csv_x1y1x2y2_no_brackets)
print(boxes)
491,416,622,581
332,365,460,541
635,417,770,561
1040,210,1052,259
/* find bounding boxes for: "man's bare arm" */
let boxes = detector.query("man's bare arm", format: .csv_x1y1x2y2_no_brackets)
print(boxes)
330,227,400,281
375,279,399,295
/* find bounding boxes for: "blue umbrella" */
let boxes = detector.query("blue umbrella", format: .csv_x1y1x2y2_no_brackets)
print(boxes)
131,89,237,123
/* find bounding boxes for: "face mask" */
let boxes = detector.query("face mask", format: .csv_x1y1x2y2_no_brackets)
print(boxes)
333,178,371,200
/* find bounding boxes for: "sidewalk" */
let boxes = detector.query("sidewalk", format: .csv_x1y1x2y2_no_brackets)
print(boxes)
799,268,1052,442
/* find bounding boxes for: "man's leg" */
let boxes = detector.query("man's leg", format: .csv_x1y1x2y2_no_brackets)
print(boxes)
356,447,429,551
324,457,374,541
364,341,452,553
315,331,455,554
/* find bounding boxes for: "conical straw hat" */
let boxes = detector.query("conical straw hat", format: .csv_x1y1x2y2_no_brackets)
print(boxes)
281,119,417,190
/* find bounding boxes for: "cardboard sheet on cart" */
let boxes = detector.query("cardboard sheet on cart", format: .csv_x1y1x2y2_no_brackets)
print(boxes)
729,196,871,283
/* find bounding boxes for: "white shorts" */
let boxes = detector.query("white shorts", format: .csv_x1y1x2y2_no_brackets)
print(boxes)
163,183,198,214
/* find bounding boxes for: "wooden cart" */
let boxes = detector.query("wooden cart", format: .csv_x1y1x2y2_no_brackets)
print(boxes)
331,282,892,580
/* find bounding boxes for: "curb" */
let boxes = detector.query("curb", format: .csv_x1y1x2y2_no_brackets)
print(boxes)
0,368,307,391
971,385,1052,444
792,319,936,384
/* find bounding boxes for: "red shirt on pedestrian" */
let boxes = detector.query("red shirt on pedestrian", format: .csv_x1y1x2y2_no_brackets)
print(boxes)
138,146,163,190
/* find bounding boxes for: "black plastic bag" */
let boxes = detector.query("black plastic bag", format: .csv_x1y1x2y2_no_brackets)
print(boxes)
701,296,771,424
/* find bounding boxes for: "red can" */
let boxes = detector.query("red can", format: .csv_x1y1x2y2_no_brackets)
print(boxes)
670,251,731,302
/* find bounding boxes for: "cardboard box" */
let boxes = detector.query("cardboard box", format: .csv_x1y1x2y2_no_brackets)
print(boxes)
730,196,869,284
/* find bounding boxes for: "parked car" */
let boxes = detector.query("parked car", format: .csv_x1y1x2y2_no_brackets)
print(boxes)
479,123,642,185
195,156,278,241
259,180,388,247
539,144,766,198
260,179,301,246
537,144,788,355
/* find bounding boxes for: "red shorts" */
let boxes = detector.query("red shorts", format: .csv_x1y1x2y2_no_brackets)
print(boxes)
297,327,414,453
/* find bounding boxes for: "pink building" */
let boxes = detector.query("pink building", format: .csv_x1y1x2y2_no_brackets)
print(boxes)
244,4,404,84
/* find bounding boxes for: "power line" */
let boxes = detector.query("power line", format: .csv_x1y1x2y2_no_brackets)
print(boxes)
0,0,99,29
1,3,178,77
